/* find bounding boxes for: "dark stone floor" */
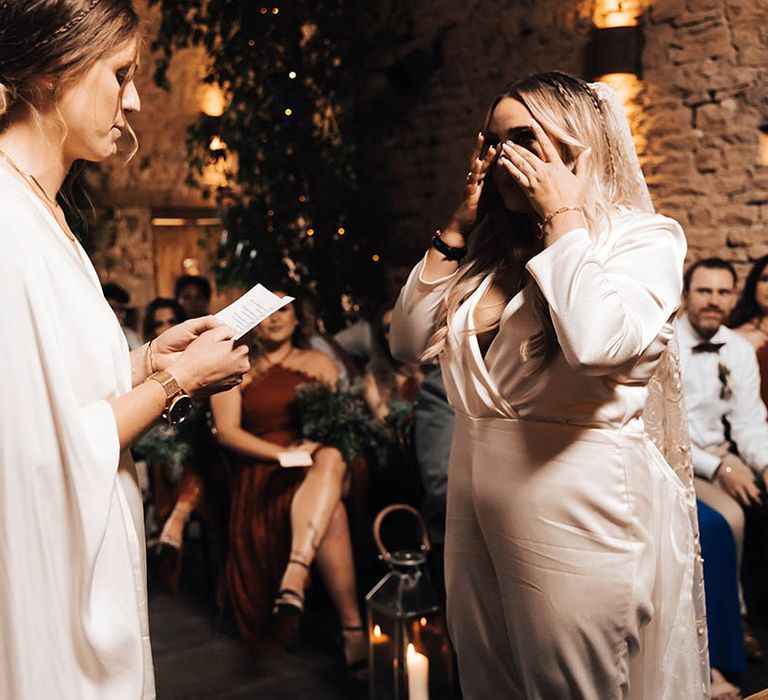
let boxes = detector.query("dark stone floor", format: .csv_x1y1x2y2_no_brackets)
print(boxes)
148,530,768,699
149,591,367,700
150,588,768,699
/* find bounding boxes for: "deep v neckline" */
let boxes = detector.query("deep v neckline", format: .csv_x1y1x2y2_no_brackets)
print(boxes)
462,275,522,419
469,272,529,362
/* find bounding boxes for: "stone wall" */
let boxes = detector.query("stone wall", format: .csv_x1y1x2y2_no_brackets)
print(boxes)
362,0,768,278
100,0,768,301
92,0,208,310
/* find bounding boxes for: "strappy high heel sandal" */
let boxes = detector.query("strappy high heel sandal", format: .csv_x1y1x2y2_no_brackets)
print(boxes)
340,625,368,681
272,558,310,651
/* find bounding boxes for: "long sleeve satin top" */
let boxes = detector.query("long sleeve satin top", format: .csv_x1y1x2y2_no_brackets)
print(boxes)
391,209,687,428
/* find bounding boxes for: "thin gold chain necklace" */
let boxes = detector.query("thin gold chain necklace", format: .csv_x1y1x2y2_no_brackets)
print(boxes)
0,148,77,243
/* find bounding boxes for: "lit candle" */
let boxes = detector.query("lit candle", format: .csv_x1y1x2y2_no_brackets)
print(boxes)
406,643,429,700
372,624,388,644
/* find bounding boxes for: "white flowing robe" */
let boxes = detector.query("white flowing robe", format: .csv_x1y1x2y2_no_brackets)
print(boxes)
0,169,154,698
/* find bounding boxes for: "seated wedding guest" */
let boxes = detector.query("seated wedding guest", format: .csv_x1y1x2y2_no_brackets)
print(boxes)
412,364,454,598
143,297,186,340
103,281,142,349
730,254,768,406
363,299,424,422
297,288,357,387
139,297,220,592
210,290,367,673
175,273,212,319
334,256,414,366
363,299,425,510
677,257,768,658
730,255,768,629
699,500,746,700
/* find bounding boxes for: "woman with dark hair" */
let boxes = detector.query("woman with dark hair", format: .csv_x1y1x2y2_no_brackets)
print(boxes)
143,297,186,341
0,3,249,697
730,255,768,407
391,72,705,697
210,291,367,670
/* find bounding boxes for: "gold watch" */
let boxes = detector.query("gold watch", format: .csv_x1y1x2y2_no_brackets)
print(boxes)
147,370,193,425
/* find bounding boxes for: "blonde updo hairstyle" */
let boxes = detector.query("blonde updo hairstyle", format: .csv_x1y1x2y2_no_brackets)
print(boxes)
0,0,141,155
422,71,618,362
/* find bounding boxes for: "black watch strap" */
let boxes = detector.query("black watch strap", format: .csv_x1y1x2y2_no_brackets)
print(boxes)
431,231,467,261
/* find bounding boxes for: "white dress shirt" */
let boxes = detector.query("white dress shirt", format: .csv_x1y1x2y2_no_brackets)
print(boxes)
677,312,768,479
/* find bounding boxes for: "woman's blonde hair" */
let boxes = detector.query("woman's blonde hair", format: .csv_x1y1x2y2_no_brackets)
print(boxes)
422,71,622,362
0,0,141,157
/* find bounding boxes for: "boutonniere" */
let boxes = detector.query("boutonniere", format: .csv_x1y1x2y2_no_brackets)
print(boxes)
718,362,732,400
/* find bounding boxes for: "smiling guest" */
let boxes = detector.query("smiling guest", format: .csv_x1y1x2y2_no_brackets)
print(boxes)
677,258,768,661
210,289,367,672
0,2,250,698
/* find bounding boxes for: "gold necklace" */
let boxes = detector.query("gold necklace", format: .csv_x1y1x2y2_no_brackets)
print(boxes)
0,148,76,243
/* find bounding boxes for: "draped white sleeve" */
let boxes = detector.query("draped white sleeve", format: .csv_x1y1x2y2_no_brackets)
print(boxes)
0,175,154,699
526,214,686,375
390,254,457,363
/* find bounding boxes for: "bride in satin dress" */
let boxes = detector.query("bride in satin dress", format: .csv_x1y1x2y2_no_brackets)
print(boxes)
391,72,708,699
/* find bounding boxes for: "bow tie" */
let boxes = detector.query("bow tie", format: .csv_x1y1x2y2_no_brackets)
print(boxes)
692,342,725,354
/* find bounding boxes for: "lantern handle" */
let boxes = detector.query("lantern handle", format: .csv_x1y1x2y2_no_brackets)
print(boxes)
372,503,431,560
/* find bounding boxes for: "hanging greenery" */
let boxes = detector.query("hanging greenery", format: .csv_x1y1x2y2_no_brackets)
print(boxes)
149,0,380,328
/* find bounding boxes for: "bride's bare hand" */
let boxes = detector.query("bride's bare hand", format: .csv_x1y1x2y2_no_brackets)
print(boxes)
446,132,499,239
498,118,591,219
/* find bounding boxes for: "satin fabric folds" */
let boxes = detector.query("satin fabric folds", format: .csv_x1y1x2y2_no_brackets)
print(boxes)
391,209,708,699
0,169,154,698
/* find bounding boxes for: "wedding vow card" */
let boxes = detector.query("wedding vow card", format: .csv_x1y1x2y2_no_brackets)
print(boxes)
277,451,314,468
215,284,294,339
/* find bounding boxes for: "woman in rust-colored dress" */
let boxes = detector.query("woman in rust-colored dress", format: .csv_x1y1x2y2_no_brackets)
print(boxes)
211,292,367,670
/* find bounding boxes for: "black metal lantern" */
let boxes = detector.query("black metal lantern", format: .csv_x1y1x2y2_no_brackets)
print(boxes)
366,504,453,700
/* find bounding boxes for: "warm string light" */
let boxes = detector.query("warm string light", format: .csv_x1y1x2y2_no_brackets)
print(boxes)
209,135,226,151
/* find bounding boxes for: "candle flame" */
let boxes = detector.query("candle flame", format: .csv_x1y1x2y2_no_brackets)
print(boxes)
373,625,382,639
407,643,416,658
420,617,427,627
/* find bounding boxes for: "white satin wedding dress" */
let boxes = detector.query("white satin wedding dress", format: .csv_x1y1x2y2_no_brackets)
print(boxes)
391,209,707,699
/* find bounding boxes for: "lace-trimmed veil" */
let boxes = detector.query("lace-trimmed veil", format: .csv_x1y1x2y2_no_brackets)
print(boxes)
590,81,709,689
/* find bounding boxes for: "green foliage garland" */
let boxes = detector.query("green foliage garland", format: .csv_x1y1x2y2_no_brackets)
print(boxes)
133,424,192,482
150,0,380,328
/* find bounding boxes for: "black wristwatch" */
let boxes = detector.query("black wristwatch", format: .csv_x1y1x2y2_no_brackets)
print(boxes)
147,370,193,425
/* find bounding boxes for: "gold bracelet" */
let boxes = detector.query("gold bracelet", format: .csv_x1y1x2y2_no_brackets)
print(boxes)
537,206,584,238
146,339,157,376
